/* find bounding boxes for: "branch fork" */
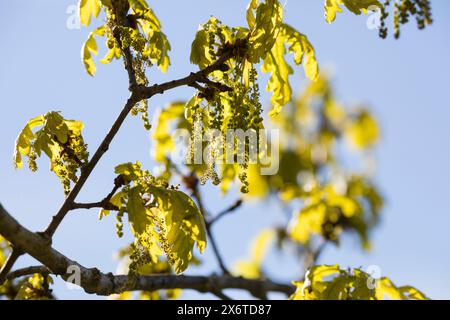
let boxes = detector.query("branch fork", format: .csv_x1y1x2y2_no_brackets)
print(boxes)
0,31,291,300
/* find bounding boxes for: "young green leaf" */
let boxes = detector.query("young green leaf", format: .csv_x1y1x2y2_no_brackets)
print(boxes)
283,24,319,82
81,26,106,76
79,0,101,27
247,0,284,63
324,0,381,23
262,36,293,116
291,265,428,300
148,186,207,274
13,112,89,194
109,162,207,274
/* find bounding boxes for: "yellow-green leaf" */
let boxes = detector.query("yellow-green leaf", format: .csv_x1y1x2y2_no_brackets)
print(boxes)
79,0,101,26
81,26,105,76
127,186,150,235
13,112,88,194
79,0,101,27
113,162,207,274
325,0,381,23
190,29,212,69
13,115,45,169
100,41,122,64
246,0,258,30
148,186,207,273
376,278,429,300
115,161,143,183
263,36,293,116
247,0,284,63
292,265,428,300
283,24,319,81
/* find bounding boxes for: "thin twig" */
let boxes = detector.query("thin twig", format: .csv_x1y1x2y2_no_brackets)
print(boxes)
205,226,231,275
0,249,21,285
72,202,119,211
71,176,124,211
191,188,231,275
208,199,243,226
6,266,50,281
43,94,139,238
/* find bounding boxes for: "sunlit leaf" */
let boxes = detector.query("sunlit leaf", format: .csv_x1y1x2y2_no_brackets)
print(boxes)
79,0,101,27
81,26,106,76
13,112,88,194
291,265,427,300
109,162,207,274
283,24,319,81
324,0,381,23
247,0,283,63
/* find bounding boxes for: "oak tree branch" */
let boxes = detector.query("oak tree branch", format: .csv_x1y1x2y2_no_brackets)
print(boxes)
0,203,295,298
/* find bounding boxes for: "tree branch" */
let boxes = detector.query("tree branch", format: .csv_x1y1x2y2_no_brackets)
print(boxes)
208,199,243,226
43,94,139,238
6,266,51,281
191,188,231,275
71,175,124,212
1,33,239,287
205,226,231,275
42,27,141,239
135,49,234,100
0,249,21,284
72,202,118,211
211,290,233,300
44,44,238,239
0,203,294,298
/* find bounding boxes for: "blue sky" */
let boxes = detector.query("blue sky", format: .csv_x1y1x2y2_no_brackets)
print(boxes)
1,0,449,299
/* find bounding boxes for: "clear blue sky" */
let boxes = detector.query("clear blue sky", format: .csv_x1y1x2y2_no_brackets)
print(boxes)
1,0,449,299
